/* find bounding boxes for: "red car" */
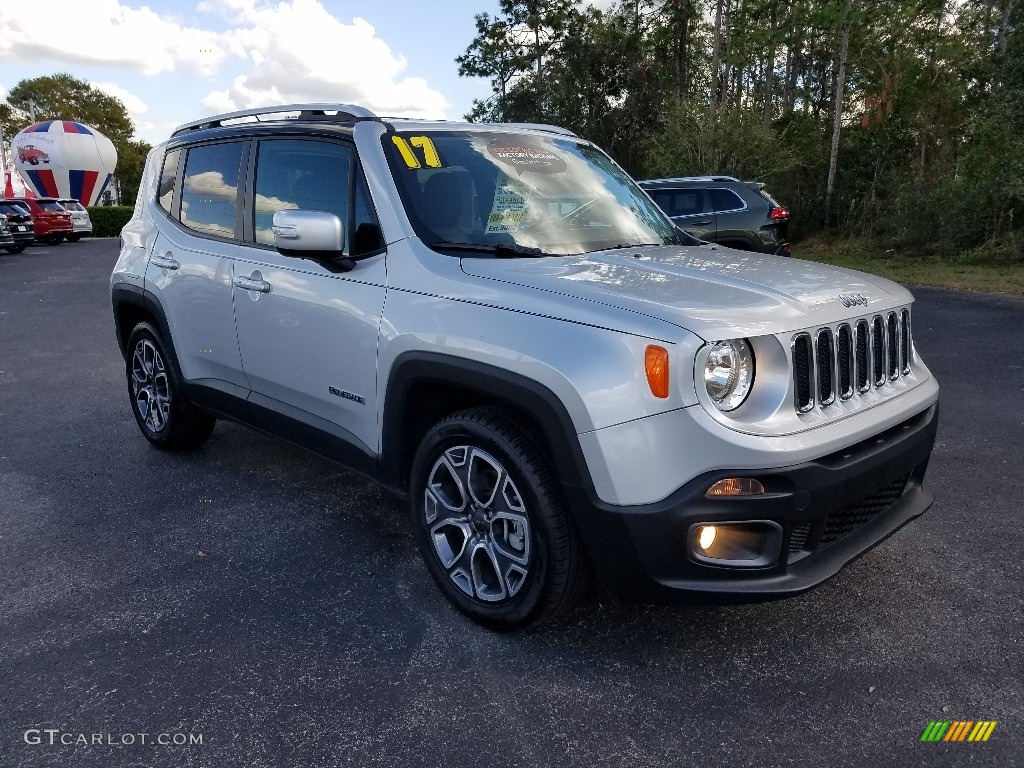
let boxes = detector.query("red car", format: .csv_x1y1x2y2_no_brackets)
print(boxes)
17,144,50,165
11,197,73,244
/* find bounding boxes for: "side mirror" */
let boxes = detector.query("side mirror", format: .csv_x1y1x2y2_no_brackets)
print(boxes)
273,209,345,257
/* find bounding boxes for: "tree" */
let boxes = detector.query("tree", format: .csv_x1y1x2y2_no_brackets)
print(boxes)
457,0,581,121
825,0,853,221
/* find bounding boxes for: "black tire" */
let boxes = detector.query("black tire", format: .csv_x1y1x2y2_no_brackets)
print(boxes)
4,244,26,254
45,235,63,245
125,322,215,451
66,234,82,242
410,407,588,630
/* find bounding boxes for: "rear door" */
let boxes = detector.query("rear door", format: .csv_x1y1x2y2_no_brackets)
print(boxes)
646,187,715,241
707,187,753,247
145,141,249,394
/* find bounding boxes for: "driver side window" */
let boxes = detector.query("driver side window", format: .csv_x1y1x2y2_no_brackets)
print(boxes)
253,139,352,250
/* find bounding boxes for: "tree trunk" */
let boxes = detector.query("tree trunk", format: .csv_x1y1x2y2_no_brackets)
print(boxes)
763,5,778,125
678,0,690,98
997,0,1012,53
825,0,853,224
710,0,725,111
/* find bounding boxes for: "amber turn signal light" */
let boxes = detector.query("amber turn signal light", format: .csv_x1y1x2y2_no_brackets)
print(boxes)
705,477,765,497
645,345,669,398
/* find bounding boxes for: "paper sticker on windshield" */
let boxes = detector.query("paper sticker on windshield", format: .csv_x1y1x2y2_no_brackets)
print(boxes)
487,139,567,175
485,179,529,234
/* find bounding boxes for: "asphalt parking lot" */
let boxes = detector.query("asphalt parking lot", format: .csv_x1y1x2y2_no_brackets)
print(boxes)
1,238,1021,768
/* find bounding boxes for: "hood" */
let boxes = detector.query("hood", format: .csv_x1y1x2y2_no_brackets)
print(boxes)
460,244,912,340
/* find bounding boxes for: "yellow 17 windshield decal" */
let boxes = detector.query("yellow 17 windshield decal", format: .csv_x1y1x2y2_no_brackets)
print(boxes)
391,136,442,169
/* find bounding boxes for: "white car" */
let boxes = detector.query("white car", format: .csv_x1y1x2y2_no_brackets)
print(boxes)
57,198,92,241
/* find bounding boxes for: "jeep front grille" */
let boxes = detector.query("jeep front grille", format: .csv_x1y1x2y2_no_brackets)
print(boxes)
792,309,913,414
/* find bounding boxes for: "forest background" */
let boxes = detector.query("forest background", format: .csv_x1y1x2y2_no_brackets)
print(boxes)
458,0,1024,290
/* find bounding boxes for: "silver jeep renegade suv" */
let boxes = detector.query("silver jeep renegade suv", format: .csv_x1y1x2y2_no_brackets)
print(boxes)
111,104,939,629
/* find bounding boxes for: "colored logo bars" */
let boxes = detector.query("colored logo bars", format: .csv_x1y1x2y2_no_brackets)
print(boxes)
921,721,997,742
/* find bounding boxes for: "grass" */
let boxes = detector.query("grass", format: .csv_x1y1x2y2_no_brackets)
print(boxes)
794,236,1024,295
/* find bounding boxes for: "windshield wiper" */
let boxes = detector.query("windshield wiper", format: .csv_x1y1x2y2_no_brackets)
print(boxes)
431,241,555,258
587,242,663,253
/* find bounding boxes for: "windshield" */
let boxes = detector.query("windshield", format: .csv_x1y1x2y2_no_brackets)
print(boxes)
60,200,86,211
383,130,681,256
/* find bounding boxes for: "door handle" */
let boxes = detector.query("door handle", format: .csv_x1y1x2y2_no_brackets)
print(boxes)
693,220,712,226
152,253,180,270
233,276,272,293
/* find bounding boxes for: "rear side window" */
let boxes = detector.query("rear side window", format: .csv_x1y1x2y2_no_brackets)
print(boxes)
179,142,244,239
650,189,704,218
708,188,745,213
157,149,182,214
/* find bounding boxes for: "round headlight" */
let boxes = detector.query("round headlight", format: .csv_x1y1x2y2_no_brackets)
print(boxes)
703,339,755,411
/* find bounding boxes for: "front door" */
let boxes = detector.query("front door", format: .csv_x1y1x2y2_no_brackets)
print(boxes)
231,137,387,455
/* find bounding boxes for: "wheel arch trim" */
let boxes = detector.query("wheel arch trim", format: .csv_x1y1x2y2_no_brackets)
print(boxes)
379,352,596,498
111,284,178,365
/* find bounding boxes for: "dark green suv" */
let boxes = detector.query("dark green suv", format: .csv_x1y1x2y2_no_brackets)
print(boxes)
638,176,791,256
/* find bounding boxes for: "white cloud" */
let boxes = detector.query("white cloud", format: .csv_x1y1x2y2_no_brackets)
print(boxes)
0,0,451,121
0,0,227,76
200,0,450,119
91,82,149,115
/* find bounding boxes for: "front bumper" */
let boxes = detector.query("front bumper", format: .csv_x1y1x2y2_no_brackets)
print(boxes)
567,402,938,604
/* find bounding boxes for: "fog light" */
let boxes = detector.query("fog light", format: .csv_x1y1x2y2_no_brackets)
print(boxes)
706,477,765,497
687,521,783,568
697,525,717,551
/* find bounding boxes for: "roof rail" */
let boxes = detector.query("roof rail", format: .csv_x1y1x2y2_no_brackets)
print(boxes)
641,175,742,184
171,103,378,136
498,122,578,137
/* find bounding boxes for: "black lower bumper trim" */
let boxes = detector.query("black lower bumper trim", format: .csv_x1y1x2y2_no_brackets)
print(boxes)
564,402,939,604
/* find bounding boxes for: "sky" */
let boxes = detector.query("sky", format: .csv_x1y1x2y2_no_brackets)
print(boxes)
0,0,546,145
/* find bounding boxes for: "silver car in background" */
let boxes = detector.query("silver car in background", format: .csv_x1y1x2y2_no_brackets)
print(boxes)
111,104,938,629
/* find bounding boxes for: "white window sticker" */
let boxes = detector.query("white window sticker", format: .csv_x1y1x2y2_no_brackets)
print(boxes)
485,178,530,234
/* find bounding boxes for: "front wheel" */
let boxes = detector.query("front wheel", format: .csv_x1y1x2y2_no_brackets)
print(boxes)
125,322,215,451
45,235,63,245
4,244,26,254
410,407,588,630
66,234,83,242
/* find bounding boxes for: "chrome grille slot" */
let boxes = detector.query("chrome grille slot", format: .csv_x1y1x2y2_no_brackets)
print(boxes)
791,307,913,415
887,312,899,380
871,315,885,386
816,328,835,406
900,309,911,374
792,333,813,413
855,320,870,392
836,324,853,399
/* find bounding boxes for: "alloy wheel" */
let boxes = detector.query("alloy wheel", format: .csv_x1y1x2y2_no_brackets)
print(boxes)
131,338,171,433
424,445,532,602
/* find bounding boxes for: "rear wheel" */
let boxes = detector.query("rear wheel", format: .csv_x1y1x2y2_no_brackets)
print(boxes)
3,244,26,254
45,234,63,245
410,407,588,630
125,322,215,451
